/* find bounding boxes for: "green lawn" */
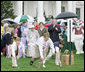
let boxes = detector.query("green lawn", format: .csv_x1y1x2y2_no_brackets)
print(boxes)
1,50,84,71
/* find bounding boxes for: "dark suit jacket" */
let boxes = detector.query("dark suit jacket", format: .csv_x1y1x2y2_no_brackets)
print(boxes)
48,24,61,42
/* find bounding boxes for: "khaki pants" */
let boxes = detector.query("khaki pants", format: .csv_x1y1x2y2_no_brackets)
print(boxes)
12,57,18,67
6,45,12,58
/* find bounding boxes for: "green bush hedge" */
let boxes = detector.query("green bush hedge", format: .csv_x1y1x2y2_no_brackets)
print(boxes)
62,34,76,52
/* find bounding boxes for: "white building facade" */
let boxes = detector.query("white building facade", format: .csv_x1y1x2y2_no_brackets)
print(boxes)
12,1,84,23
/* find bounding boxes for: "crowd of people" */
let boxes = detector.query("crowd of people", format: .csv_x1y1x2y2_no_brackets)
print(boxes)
1,18,84,68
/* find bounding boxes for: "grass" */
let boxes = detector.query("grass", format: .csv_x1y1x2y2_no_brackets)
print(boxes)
1,50,84,71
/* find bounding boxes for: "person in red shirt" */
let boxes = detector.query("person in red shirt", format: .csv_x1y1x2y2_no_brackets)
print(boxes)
35,22,40,30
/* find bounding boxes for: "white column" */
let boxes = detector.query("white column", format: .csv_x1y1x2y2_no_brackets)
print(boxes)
56,1,61,16
80,6,84,20
67,1,73,12
37,1,45,23
16,1,23,15
72,1,76,14
43,1,48,17
53,2,56,17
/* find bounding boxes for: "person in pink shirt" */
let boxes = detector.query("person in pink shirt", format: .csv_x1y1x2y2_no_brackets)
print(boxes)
15,24,20,35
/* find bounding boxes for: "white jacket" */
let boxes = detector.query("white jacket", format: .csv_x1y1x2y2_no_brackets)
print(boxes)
36,36,55,59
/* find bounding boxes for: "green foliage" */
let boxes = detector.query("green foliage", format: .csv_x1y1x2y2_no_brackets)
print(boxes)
1,1,16,20
62,34,76,52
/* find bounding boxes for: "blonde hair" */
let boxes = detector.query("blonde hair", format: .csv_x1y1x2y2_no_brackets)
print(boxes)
16,24,20,27
16,37,21,41
43,32,50,37
5,26,9,32
10,28,14,33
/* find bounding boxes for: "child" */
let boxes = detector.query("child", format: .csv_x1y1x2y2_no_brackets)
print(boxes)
19,33,27,58
11,37,25,67
55,40,64,66
5,27,13,58
42,40,64,68
36,32,55,68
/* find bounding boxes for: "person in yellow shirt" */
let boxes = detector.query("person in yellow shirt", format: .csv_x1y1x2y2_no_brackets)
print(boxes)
1,26,4,35
1,25,4,39
1,25,4,56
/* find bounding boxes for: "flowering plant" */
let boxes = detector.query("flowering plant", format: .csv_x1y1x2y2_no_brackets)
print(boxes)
64,49,69,55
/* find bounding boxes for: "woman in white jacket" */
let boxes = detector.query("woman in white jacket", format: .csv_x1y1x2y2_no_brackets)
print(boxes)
26,25,40,65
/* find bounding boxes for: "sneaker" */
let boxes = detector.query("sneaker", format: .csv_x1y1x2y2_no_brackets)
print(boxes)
30,61,33,65
43,64,46,68
12,65,18,68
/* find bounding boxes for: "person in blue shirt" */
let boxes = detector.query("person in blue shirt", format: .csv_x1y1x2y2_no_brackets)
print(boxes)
19,33,27,58
21,21,29,37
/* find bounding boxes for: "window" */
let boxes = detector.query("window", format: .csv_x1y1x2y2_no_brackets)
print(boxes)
61,6,65,12
76,8,80,19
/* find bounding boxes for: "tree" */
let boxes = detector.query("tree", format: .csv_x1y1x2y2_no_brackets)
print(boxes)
1,1,16,20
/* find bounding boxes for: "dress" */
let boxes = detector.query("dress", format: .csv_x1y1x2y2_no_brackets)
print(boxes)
26,30,40,58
